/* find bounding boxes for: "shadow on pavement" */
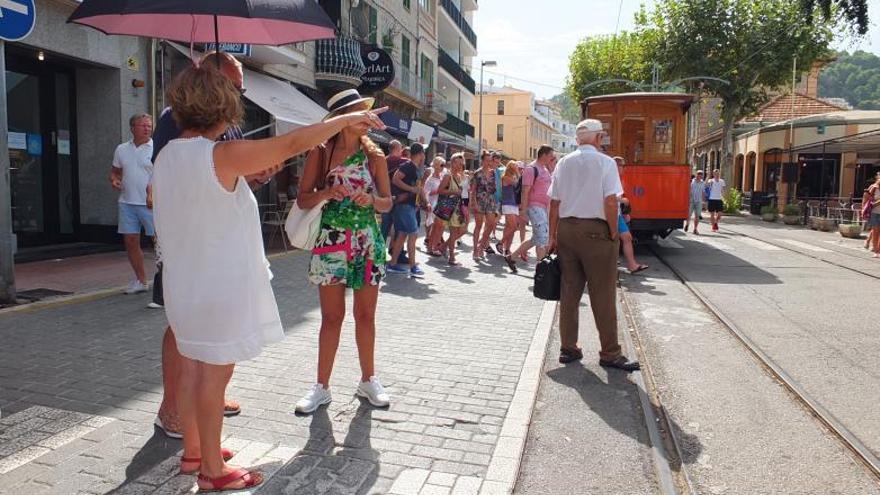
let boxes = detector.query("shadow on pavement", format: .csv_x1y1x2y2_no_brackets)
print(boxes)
379,277,440,299
546,364,703,467
263,403,379,494
644,233,783,285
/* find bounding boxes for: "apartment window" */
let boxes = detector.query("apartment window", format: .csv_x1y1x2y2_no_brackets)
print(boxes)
497,100,505,115
368,5,378,44
401,36,411,69
419,0,433,15
420,54,434,91
404,0,411,10
497,124,504,142
463,111,470,123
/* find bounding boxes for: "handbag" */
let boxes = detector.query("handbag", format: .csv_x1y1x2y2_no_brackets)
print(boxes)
533,255,561,301
284,145,331,250
434,195,460,221
285,199,327,250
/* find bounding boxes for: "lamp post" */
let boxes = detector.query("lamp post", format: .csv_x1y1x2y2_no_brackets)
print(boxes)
478,60,497,170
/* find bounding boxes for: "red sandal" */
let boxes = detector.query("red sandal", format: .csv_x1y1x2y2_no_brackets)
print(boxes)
179,448,235,475
197,468,263,492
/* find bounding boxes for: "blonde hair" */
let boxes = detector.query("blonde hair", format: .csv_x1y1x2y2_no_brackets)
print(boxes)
167,64,243,132
503,160,520,181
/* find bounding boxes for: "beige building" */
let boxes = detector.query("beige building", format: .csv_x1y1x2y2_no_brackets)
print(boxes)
471,86,557,162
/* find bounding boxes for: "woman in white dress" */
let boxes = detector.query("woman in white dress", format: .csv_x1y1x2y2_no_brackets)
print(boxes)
424,156,446,256
152,64,385,492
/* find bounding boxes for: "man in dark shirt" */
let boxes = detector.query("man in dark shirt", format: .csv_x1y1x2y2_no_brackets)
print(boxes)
381,140,405,242
388,143,427,278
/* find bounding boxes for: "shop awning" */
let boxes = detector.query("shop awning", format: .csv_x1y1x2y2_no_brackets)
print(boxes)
784,128,880,155
165,41,326,134
241,68,327,134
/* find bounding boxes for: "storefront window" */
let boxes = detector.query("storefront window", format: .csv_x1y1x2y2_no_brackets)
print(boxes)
651,118,674,156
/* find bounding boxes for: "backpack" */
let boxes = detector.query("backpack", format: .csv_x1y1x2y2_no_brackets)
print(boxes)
514,166,539,206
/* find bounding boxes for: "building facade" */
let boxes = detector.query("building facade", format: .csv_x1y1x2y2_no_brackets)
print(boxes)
472,86,558,162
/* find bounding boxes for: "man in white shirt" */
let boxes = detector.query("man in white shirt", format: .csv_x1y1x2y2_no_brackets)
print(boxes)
548,119,639,371
706,168,726,232
110,113,154,294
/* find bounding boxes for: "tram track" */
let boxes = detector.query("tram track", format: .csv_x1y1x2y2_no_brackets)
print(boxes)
643,243,880,483
619,287,696,495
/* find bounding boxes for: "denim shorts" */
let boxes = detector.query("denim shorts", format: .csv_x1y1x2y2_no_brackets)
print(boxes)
868,213,880,228
527,206,549,247
118,203,155,235
392,204,419,235
689,202,702,217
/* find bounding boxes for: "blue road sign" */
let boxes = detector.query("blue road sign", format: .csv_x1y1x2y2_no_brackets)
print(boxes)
0,0,36,42
202,43,251,57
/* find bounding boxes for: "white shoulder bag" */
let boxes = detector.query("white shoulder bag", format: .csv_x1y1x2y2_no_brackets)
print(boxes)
285,199,327,250
285,145,330,250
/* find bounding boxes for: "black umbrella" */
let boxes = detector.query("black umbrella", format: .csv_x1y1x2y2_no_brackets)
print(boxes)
68,0,336,47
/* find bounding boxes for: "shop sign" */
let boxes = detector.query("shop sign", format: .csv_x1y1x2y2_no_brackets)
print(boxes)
359,45,394,94
202,43,252,57
0,0,36,42
379,111,411,136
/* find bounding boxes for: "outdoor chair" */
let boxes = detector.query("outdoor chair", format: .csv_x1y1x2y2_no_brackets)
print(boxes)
262,199,294,252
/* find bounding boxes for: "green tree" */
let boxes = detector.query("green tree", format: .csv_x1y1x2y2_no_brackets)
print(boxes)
638,0,835,177
565,31,656,104
801,0,869,35
819,50,880,109
549,93,582,123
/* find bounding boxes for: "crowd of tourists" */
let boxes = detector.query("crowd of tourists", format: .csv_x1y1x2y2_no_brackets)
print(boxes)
108,53,642,492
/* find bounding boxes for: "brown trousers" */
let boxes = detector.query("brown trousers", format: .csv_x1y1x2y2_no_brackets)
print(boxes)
557,218,622,361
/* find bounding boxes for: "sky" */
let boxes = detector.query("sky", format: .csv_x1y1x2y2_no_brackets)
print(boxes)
470,0,880,100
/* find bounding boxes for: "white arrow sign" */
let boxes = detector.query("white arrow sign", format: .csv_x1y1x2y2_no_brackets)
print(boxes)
0,0,29,17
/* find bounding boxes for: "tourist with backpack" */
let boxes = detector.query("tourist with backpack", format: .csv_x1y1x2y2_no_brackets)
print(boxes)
505,146,556,273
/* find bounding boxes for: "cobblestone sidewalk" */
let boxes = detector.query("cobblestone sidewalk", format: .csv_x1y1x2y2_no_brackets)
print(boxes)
0,242,550,495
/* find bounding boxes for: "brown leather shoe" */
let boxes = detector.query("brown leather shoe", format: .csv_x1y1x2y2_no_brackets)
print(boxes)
559,347,584,364
599,355,641,372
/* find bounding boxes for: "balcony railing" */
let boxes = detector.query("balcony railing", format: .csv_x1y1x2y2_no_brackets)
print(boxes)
420,86,449,116
315,36,366,87
440,0,478,49
438,49,476,94
389,63,422,102
441,112,475,137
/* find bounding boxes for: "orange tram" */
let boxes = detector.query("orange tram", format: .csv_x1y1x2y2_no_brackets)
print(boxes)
581,92,694,240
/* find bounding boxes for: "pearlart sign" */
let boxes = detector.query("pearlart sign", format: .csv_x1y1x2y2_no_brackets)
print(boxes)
359,45,394,94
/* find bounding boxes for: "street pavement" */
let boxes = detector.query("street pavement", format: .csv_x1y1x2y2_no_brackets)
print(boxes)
0,242,549,495
624,217,880,493
515,304,656,494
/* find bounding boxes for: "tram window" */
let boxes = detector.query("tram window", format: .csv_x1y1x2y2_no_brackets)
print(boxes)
622,116,645,165
651,118,674,156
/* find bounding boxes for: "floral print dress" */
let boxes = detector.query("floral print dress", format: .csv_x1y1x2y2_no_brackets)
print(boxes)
308,150,385,290
472,168,499,214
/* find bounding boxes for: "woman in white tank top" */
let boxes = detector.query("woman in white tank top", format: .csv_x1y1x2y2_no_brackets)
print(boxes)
152,64,386,492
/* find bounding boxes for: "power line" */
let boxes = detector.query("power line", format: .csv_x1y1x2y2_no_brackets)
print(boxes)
473,68,567,91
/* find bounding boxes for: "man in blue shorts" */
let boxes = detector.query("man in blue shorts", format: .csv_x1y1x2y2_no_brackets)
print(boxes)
388,143,427,278
110,113,155,295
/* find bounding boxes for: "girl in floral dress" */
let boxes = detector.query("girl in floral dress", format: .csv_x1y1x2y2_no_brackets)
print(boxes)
471,159,499,261
294,89,394,414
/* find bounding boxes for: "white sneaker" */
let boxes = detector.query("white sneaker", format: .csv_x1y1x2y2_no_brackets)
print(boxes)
124,280,149,295
356,377,390,407
295,384,332,414
147,302,163,309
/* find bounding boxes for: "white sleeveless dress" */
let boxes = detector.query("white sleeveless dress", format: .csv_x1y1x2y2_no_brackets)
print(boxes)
152,137,283,365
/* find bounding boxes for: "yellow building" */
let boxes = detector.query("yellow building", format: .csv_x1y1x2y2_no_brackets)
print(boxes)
471,86,557,162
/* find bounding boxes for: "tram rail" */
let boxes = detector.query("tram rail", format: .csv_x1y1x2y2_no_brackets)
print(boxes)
641,243,880,482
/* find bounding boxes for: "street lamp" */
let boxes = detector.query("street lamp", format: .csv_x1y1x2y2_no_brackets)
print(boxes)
478,60,497,169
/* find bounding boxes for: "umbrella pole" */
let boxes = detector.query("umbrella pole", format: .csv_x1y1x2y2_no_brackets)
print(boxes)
214,15,220,68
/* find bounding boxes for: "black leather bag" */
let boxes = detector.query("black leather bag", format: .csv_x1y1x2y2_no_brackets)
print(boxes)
533,255,561,301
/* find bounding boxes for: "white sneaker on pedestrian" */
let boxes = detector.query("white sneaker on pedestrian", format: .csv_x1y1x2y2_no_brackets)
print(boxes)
124,280,149,295
356,377,390,407
147,302,163,309
295,383,332,414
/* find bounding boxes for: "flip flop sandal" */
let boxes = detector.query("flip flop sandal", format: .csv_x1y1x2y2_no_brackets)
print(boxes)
503,255,518,273
197,468,263,492
223,401,241,417
154,413,183,439
180,448,235,475
628,265,649,274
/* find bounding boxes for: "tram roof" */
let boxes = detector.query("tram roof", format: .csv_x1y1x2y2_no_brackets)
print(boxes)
583,92,695,105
